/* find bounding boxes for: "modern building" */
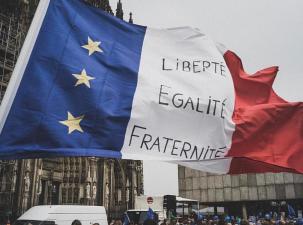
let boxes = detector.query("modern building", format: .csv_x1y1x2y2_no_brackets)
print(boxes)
179,166,303,218
0,0,141,222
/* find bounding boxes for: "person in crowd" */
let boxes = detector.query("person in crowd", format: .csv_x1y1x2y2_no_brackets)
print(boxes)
160,220,167,225
144,219,157,225
114,220,123,225
71,220,81,225
240,220,249,225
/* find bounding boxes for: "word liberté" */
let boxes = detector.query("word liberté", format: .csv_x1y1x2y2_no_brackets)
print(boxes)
159,58,227,119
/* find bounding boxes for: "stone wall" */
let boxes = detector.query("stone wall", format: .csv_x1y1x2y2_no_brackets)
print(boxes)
178,166,303,203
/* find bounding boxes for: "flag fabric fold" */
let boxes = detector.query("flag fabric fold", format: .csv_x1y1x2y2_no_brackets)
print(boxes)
123,212,131,225
224,51,303,173
0,0,302,175
146,207,155,221
287,204,296,218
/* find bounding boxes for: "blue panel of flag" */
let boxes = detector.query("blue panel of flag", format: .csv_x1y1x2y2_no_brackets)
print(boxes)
0,0,146,159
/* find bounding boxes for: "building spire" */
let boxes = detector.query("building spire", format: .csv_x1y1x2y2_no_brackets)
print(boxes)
129,12,133,24
85,0,113,14
115,0,123,20
101,0,114,14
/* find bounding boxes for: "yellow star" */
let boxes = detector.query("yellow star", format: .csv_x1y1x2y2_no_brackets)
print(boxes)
72,69,95,88
82,36,103,56
59,112,84,134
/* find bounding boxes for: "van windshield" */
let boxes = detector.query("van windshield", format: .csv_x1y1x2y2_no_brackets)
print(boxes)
127,211,147,225
127,211,159,225
15,220,55,225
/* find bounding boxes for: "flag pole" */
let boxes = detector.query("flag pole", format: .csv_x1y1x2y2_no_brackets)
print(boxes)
0,0,51,133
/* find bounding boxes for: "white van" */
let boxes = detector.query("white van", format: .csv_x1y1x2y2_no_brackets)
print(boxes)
15,205,108,225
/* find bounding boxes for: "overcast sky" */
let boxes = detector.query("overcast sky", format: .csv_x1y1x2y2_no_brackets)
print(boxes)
109,0,303,196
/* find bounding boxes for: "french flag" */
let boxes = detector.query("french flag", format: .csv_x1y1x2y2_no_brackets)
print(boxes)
0,0,302,174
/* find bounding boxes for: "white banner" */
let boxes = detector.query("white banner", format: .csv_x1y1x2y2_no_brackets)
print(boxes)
122,27,235,163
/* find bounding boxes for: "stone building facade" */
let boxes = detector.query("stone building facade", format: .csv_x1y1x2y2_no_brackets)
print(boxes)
0,0,141,222
1,158,142,219
179,167,303,218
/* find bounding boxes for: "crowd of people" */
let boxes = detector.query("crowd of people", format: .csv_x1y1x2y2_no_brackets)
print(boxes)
168,214,303,225
144,216,303,225
113,212,303,225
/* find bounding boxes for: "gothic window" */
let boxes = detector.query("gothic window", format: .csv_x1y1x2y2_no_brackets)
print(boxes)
68,187,73,203
81,159,86,183
62,187,67,204
114,160,124,205
73,187,79,203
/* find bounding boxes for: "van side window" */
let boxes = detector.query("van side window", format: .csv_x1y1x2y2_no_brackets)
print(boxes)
41,221,55,225
14,220,55,225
